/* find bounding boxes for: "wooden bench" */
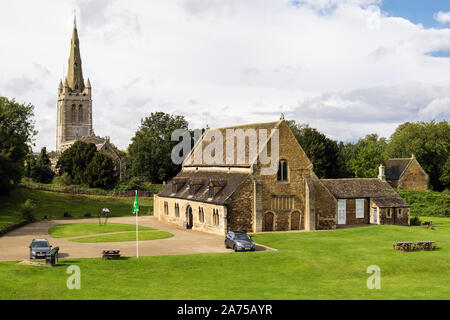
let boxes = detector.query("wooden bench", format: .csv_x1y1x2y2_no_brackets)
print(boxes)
102,249,121,259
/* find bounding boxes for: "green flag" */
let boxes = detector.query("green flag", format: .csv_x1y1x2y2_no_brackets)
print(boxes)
132,193,139,215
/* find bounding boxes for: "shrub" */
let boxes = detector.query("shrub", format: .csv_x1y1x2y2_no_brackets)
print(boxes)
52,172,73,186
63,212,72,218
84,212,91,217
410,216,421,226
20,199,36,222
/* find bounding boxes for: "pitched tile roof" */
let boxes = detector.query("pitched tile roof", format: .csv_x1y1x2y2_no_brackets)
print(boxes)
385,158,412,180
321,178,409,208
158,170,249,205
183,121,281,167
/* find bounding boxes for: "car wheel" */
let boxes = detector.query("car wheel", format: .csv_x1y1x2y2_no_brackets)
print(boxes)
233,245,238,252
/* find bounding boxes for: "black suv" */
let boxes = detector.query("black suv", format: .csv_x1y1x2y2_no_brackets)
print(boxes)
225,231,255,252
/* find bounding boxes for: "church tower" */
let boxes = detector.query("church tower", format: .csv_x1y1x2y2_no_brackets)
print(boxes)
56,17,93,153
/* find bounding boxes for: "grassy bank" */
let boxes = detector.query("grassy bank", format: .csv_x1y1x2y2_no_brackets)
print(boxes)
0,216,449,300
0,188,154,230
397,189,450,217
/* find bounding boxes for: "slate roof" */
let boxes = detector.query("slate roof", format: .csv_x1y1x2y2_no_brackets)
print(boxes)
158,170,249,205
183,121,280,167
321,178,409,208
385,158,412,180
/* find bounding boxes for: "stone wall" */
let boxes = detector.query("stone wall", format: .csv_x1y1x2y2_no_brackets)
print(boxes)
398,160,428,190
343,198,369,225
154,194,227,235
227,177,254,233
312,176,337,230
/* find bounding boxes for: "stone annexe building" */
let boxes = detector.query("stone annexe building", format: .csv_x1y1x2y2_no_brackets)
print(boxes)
385,155,428,190
154,117,410,235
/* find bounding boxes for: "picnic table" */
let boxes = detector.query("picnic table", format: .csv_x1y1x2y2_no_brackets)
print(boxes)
393,241,436,252
102,249,121,259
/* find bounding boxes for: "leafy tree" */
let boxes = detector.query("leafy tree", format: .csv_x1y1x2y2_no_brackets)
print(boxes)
127,112,189,183
287,121,346,178
56,141,97,184
84,153,116,189
0,97,36,194
31,147,54,184
386,121,449,191
337,141,356,178
24,153,37,178
351,134,387,178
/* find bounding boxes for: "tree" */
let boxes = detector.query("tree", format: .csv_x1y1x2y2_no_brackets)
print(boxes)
56,141,97,184
84,153,116,189
287,121,346,178
0,97,36,194
386,121,449,191
31,147,54,184
351,134,387,178
127,112,189,183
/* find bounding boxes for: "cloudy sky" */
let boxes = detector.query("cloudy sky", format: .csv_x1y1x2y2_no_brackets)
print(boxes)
0,0,449,152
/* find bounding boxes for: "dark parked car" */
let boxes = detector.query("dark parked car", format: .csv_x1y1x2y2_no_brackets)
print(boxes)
29,239,52,259
225,231,255,252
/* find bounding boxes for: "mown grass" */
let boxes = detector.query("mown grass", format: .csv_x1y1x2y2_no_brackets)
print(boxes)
0,216,448,300
0,188,154,230
397,189,450,217
70,231,173,243
48,223,155,238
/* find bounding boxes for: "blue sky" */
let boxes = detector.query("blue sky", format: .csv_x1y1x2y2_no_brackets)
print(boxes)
381,0,450,28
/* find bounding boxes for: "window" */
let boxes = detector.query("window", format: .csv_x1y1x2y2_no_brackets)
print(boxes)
277,160,288,182
174,203,180,217
397,208,402,217
198,207,204,223
356,199,364,218
212,209,220,226
164,201,169,215
271,195,294,211
386,208,392,218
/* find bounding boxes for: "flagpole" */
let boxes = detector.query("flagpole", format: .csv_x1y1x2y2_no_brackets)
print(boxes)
135,190,139,258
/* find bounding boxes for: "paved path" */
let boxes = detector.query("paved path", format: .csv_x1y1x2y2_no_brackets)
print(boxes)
0,217,268,261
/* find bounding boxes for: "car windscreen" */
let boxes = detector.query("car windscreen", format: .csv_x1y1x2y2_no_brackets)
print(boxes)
32,242,49,248
234,234,250,241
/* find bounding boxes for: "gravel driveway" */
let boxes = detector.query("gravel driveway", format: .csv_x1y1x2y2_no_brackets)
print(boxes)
0,216,268,261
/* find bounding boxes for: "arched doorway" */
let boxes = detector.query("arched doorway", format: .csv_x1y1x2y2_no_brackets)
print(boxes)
186,206,193,229
291,211,303,230
263,212,274,232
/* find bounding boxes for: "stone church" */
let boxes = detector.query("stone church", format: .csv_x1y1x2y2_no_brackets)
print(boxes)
54,18,125,180
154,117,410,235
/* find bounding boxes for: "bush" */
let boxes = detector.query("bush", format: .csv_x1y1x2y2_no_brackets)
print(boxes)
63,212,72,218
20,199,36,222
84,212,91,217
410,216,421,226
52,172,72,186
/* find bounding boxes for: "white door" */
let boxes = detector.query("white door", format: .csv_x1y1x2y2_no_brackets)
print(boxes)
372,207,378,224
338,200,346,224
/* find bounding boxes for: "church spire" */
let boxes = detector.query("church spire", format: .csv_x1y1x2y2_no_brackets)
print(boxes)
67,15,85,92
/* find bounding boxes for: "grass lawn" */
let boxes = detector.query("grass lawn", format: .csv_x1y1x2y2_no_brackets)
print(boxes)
48,223,155,238
0,188,154,230
0,216,449,300
70,231,173,243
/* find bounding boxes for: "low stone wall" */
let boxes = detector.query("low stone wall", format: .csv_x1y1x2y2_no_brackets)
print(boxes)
0,221,29,237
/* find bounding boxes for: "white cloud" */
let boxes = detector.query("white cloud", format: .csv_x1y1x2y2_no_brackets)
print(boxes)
0,0,449,152
434,11,450,25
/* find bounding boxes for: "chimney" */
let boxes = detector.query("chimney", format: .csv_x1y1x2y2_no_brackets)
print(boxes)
378,164,386,181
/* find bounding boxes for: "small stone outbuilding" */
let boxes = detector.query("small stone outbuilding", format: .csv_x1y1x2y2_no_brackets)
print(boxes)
385,155,428,190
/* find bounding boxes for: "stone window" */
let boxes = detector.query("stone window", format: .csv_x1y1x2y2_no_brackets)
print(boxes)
277,160,288,182
271,195,294,211
212,209,220,226
174,203,180,217
198,207,204,223
356,199,364,218
397,208,402,217
164,201,169,215
387,208,392,218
